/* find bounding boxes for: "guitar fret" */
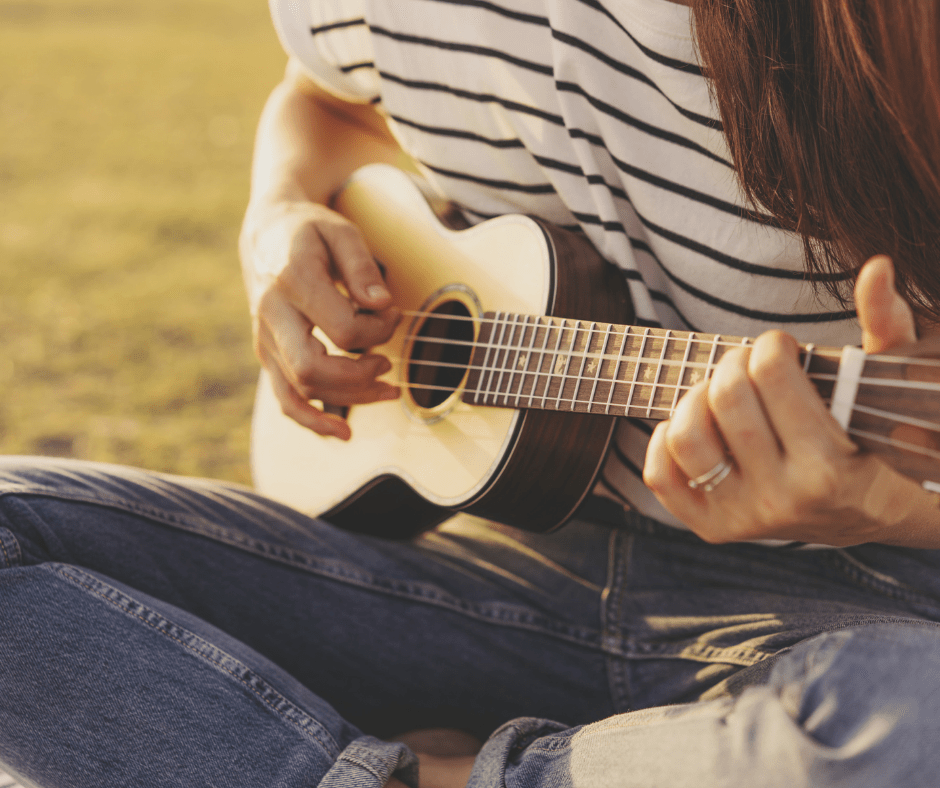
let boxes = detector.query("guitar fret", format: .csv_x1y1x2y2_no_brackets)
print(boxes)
670,331,695,416
588,324,613,413
493,314,521,407
803,342,816,374
605,327,629,415
515,315,540,407
570,322,597,412
504,315,526,406
474,311,500,403
647,329,671,418
625,327,651,415
484,313,512,405
556,321,581,410
540,319,566,409
527,316,549,407
705,333,721,383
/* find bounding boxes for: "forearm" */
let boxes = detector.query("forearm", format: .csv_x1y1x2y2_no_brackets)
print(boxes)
240,60,404,308
876,469,940,548
246,59,403,209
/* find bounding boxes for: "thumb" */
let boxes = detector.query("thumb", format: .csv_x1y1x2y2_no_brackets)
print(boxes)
855,255,917,353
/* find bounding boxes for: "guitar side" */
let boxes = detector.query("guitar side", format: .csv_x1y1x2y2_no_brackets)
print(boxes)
251,165,632,536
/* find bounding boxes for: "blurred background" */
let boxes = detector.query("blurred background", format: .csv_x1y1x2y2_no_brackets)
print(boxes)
0,0,287,483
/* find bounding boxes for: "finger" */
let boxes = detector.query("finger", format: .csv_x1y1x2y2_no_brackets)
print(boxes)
277,219,399,352
317,214,394,311
644,420,711,528
258,344,352,440
259,298,398,402
855,255,918,353
746,330,856,457
707,345,783,485
664,380,735,483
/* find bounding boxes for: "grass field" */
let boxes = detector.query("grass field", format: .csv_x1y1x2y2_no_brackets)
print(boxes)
0,0,287,483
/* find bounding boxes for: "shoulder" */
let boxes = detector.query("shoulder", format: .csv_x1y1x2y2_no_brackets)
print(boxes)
268,0,380,103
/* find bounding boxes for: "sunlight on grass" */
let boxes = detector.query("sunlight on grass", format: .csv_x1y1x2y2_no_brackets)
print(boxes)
0,0,287,482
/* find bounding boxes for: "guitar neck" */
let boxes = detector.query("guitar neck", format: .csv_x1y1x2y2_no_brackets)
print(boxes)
462,311,843,420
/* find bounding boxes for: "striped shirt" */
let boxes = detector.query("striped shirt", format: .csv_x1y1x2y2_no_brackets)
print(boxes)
269,0,860,535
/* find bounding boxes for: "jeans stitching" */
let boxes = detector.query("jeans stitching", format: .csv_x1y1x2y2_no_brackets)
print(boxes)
48,563,341,757
9,490,606,650
0,525,22,569
0,530,12,568
340,753,388,781
828,550,940,608
603,529,632,712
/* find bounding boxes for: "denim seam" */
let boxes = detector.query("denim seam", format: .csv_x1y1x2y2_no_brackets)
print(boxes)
829,550,940,608
602,528,632,713
9,486,606,653
0,525,22,569
47,563,341,758
340,753,387,781
4,489,608,650
632,613,940,666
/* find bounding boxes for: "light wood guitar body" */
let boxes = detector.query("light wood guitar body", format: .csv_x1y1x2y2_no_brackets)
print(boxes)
252,164,630,536
252,165,940,537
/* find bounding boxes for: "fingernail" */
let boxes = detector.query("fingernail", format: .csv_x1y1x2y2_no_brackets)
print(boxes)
377,357,392,375
367,284,390,301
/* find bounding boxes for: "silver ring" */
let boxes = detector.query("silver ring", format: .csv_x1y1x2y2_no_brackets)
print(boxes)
687,459,733,492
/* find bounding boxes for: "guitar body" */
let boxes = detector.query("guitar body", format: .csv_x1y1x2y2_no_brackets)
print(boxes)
251,164,632,536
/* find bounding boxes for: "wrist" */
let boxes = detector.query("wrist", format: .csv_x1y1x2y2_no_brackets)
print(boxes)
869,467,940,548
239,198,307,308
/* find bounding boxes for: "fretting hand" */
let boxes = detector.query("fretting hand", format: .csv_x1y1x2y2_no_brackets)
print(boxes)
643,256,940,547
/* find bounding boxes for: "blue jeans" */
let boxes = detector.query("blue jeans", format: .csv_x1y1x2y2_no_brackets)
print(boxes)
1,457,940,787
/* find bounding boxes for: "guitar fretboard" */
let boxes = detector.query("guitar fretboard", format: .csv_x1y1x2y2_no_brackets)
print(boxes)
462,311,841,419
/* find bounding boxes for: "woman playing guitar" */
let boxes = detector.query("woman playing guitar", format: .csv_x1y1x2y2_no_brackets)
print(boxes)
3,1,940,786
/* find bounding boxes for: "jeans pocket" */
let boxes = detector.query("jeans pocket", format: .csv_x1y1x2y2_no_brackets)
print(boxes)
829,546,940,614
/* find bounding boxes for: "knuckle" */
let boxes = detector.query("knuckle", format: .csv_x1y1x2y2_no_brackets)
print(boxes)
642,463,668,494
279,397,304,421
334,222,368,252
749,335,793,387
797,457,841,503
289,358,324,393
328,323,361,352
663,423,700,461
708,369,749,412
753,493,797,531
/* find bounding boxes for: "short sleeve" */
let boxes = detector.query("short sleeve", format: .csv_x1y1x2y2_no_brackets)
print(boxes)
268,0,381,103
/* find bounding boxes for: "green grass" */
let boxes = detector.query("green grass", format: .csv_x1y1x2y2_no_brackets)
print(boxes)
0,0,287,483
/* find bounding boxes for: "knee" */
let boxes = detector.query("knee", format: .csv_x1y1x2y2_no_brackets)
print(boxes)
758,623,940,778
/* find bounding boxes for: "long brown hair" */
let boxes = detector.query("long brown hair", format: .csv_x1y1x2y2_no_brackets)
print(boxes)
693,0,940,318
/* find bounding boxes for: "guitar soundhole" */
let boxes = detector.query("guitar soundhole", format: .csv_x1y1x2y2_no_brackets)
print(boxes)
408,300,474,409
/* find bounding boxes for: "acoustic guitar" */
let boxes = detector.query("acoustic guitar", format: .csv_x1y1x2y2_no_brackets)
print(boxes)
251,164,940,537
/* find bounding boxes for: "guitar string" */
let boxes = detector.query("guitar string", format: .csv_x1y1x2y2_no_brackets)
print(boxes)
392,378,940,460
399,310,836,356
390,354,940,395
397,378,940,438
400,326,940,376
846,428,940,462
399,309,940,369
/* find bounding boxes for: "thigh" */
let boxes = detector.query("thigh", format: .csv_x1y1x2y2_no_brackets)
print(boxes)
472,622,940,788
0,456,617,737
606,511,940,712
